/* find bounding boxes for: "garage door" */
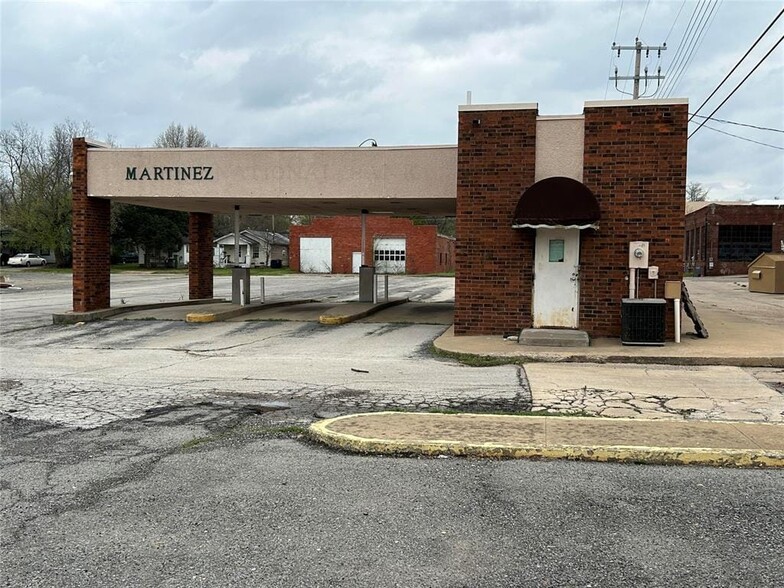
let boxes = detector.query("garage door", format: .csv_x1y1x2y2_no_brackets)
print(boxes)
300,237,332,273
374,237,406,274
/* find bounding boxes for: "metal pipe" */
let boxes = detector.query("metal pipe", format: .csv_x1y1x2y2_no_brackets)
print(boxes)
384,274,389,301
260,277,265,303
234,205,241,266
674,298,681,343
360,209,368,266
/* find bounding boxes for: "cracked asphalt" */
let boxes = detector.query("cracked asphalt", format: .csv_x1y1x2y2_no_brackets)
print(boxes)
0,272,527,429
2,271,784,586
3,404,784,587
2,271,783,428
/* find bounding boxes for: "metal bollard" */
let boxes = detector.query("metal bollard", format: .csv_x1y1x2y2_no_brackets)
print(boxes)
384,274,389,301
260,277,265,303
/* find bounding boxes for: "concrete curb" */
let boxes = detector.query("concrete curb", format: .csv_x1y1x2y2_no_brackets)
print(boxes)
319,298,409,325
52,298,224,325
185,299,315,323
308,413,784,468
432,330,784,368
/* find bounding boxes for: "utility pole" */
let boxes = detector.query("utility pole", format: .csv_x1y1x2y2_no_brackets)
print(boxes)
610,38,667,98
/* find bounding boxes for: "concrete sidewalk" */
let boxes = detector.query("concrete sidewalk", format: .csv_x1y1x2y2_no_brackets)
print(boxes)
309,412,784,468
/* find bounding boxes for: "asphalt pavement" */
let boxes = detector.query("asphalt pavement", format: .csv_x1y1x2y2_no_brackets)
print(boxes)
3,407,783,588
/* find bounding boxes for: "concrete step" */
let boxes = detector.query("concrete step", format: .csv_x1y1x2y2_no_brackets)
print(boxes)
519,328,590,347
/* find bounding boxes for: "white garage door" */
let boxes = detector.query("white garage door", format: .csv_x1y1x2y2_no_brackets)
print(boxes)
300,237,332,273
374,238,406,274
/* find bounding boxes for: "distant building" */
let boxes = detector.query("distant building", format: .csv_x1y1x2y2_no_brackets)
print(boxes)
684,200,784,276
289,216,455,274
213,229,289,267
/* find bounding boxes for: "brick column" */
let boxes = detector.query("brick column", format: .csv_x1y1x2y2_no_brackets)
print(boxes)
72,138,111,312
581,102,688,337
454,106,538,335
188,212,214,299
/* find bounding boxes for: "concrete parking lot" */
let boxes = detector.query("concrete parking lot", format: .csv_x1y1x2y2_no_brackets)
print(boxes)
1,270,782,427
2,269,783,587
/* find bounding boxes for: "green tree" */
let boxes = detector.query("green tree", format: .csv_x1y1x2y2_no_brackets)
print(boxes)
0,120,93,266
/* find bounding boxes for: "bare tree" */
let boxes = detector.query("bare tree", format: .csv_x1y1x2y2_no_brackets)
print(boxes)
113,123,214,264
154,123,215,148
686,181,710,202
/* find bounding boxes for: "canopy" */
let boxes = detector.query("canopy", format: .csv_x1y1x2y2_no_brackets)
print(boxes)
512,176,600,229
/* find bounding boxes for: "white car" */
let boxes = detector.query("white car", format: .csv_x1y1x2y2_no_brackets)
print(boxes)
8,253,47,267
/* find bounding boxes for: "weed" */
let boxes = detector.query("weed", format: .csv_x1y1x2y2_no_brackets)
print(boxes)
179,424,308,450
428,344,522,367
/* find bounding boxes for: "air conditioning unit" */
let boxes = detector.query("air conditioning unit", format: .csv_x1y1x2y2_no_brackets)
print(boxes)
621,298,666,345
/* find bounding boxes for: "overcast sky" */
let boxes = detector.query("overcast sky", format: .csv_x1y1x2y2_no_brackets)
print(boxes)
2,0,782,201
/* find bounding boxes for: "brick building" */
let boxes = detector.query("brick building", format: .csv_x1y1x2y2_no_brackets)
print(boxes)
70,97,687,341
455,99,688,338
685,200,784,276
289,216,454,274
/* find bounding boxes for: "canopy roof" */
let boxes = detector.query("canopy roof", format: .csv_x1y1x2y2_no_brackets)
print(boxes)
512,176,600,229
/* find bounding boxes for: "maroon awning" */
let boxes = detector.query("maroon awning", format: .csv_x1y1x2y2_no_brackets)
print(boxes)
512,176,600,229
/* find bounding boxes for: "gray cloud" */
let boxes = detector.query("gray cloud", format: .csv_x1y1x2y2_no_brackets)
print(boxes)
1,1,781,197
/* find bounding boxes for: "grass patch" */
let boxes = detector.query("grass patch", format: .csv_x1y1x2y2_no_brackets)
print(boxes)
36,265,296,276
17,265,73,274
429,344,522,367
180,424,308,450
213,267,293,277
426,407,596,418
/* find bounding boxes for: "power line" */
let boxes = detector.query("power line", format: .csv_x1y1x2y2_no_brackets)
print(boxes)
689,34,784,139
664,0,687,44
690,7,784,120
696,123,784,150
666,0,722,97
689,113,784,133
657,0,704,96
636,0,651,38
660,0,713,97
605,0,625,99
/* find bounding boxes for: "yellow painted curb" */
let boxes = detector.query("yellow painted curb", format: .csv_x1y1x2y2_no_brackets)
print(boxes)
319,314,351,325
186,312,217,323
308,413,784,468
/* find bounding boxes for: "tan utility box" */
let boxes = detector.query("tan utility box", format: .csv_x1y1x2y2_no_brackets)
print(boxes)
664,280,681,299
748,253,784,294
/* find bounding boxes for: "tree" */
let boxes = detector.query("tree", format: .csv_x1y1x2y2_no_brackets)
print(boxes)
154,123,215,148
686,181,710,202
0,120,93,266
112,123,214,263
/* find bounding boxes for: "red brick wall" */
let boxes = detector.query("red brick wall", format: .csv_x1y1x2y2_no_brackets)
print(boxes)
685,204,784,275
289,216,445,274
454,103,687,338
436,235,455,272
454,107,538,335
72,138,111,312
580,103,688,338
188,212,214,299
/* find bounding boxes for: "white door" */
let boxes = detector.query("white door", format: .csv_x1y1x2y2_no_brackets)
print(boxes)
374,238,406,274
300,237,332,273
533,228,580,328
352,252,362,273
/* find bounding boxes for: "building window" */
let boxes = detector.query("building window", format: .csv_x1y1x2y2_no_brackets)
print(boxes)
718,225,772,262
374,249,405,262
252,244,260,259
549,239,565,262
